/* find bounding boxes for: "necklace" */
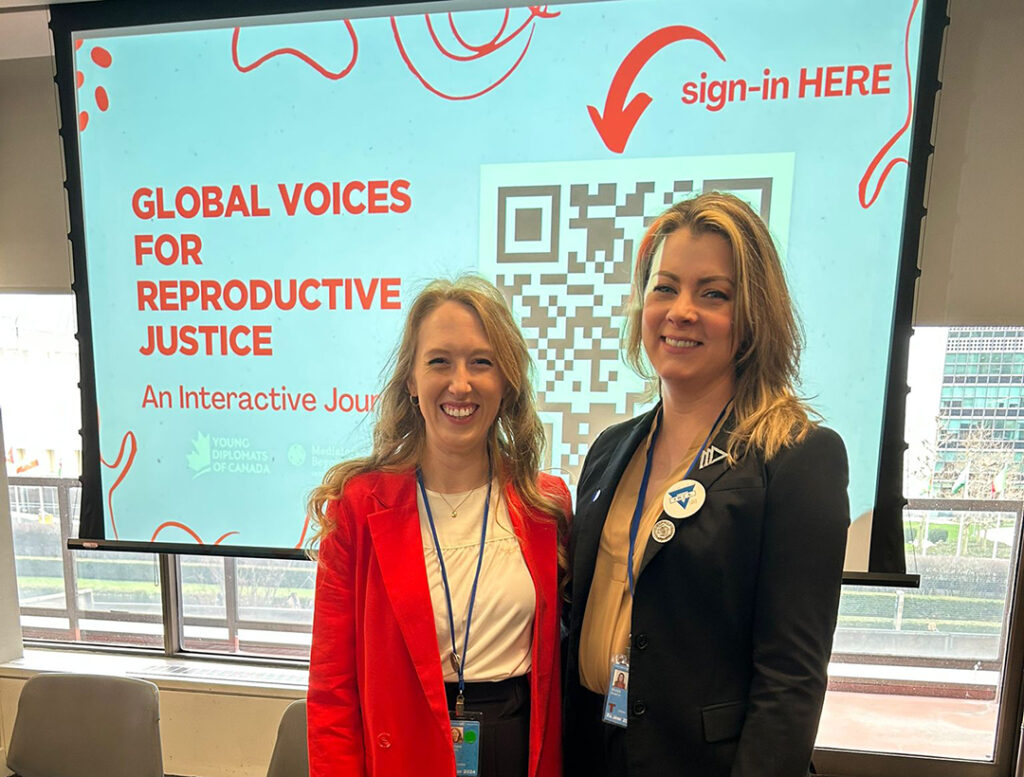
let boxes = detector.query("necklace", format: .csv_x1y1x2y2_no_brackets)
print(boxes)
432,484,483,519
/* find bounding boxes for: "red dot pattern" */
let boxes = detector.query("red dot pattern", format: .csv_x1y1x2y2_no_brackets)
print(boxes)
91,46,112,68
78,111,89,131
95,86,109,112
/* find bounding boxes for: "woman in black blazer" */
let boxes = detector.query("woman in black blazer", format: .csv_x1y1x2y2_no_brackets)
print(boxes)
563,193,849,777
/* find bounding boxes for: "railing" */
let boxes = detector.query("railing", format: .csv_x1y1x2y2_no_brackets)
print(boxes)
8,475,313,659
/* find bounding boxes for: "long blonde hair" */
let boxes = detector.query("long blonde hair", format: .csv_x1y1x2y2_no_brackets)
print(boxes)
623,192,818,460
308,276,568,565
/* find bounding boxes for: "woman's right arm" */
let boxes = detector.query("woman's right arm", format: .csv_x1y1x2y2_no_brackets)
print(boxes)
307,499,366,775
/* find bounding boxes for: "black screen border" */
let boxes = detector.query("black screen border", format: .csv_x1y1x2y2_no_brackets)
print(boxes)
52,0,946,582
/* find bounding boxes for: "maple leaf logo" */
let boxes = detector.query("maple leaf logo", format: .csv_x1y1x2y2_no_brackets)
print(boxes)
186,432,211,477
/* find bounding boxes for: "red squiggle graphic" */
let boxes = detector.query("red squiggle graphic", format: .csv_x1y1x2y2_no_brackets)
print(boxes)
294,514,311,549
447,9,509,54
858,0,920,208
231,23,358,80
99,430,137,540
425,7,551,62
150,521,240,545
392,6,557,100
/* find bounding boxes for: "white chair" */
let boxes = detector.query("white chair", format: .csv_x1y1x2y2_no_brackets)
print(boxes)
266,699,308,777
7,673,163,777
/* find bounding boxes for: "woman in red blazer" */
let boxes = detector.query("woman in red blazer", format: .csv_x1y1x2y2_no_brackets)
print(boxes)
307,276,570,777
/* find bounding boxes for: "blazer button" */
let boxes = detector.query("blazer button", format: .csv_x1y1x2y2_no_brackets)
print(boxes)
635,633,649,650
377,733,392,749
632,700,647,717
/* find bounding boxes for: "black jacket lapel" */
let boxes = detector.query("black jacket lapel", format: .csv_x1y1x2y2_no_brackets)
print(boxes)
637,415,738,578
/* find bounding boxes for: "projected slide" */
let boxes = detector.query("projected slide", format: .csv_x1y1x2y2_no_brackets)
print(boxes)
70,0,924,557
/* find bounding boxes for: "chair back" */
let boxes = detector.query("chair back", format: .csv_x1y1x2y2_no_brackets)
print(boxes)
266,699,308,777
7,673,163,777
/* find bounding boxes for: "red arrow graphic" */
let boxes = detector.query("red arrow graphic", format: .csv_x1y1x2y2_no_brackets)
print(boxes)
589,25,726,153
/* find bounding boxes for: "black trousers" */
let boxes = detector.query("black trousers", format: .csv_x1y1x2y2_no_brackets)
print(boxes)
444,675,530,777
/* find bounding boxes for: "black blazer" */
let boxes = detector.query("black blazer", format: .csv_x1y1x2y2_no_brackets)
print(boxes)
564,407,849,777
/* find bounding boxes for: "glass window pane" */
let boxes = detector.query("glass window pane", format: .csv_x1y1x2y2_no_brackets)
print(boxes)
10,484,66,610
179,555,313,660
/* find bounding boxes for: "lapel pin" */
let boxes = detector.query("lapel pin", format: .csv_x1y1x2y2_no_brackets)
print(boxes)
652,519,676,543
699,445,728,470
662,478,706,519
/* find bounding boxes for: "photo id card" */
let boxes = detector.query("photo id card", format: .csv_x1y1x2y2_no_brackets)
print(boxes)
602,660,630,728
449,711,483,776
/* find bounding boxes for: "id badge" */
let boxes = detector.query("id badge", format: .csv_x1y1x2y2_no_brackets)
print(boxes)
602,656,630,728
449,710,483,776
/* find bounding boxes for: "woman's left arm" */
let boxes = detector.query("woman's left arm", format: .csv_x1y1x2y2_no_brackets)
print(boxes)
731,427,850,777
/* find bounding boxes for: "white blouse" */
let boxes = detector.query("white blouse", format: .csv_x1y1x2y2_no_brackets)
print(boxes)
417,482,536,682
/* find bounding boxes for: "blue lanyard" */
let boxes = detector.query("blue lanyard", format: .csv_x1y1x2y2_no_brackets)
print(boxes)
627,401,732,597
417,467,492,716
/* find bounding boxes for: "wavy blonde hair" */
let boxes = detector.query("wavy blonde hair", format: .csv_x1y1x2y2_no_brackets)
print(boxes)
623,192,818,460
308,276,569,570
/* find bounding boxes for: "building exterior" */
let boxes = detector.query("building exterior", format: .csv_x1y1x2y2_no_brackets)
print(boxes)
933,327,1024,498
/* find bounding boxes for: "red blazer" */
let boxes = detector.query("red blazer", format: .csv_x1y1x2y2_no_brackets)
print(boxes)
308,469,568,777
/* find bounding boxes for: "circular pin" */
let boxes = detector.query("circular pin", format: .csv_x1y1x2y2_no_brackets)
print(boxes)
662,478,705,519
652,519,676,543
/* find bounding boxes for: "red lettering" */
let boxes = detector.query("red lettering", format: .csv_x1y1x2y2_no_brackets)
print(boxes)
798,66,822,98
181,234,202,264
154,235,179,265
367,180,389,213
380,277,401,309
390,180,411,213
154,188,174,219
252,325,273,355
278,183,302,216
158,280,179,310
224,185,251,217
299,279,321,310
224,280,247,311
824,65,843,97
134,234,153,265
200,280,222,311
132,188,154,219
176,187,201,218
846,65,870,96
323,278,345,309
250,184,271,216
230,326,252,356
180,280,200,309
305,182,331,216
137,280,157,310
250,279,272,310
343,181,365,214
200,186,224,217
872,63,891,94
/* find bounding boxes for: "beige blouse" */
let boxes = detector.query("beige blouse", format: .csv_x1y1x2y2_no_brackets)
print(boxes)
417,483,535,682
578,413,726,694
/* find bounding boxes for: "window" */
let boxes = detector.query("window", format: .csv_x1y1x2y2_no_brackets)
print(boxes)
816,326,1024,775
2,293,314,660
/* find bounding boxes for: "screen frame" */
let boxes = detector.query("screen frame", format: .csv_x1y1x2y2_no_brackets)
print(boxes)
51,0,946,580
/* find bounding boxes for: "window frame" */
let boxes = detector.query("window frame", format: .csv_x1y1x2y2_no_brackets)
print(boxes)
11,474,313,665
814,497,1024,776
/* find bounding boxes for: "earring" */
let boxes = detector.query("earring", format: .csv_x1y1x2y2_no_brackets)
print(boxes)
410,395,419,407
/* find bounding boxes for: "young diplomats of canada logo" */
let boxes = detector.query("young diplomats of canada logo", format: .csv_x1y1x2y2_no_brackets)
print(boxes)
186,432,271,477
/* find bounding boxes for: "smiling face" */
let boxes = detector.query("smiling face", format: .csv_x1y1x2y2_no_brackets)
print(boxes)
641,228,738,397
407,300,507,466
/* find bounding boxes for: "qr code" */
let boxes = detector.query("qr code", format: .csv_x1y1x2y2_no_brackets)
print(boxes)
480,159,790,483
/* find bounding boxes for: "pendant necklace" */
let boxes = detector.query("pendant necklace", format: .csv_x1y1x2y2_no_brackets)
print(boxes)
434,484,483,519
